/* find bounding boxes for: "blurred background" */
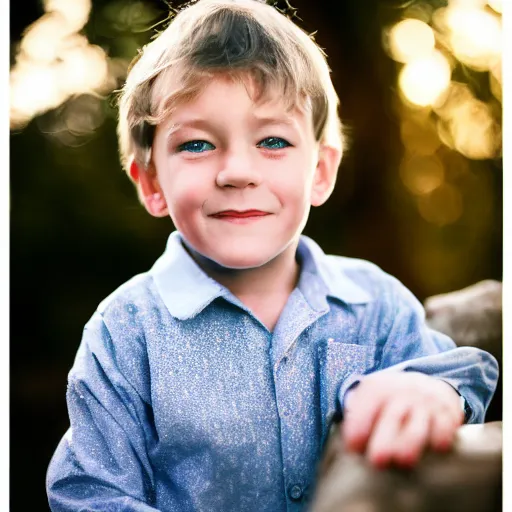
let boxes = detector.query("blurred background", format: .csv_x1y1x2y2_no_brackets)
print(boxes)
10,0,502,510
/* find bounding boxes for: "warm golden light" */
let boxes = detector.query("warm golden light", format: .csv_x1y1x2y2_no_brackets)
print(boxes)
400,154,445,196
20,14,72,63
487,0,502,14
400,119,442,155
434,81,473,117
448,0,487,7
383,0,500,296
58,44,110,95
417,183,463,226
44,0,92,33
444,6,501,71
10,64,67,125
10,0,116,128
435,82,500,159
489,59,502,101
399,51,451,107
451,102,499,160
388,19,436,63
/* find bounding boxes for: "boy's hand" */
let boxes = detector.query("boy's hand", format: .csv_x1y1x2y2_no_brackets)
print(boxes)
342,372,464,468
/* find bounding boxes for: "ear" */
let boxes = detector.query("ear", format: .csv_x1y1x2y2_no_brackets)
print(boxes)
129,159,169,218
310,144,342,207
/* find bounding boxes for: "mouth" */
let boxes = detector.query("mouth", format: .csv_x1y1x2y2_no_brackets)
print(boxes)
209,210,271,223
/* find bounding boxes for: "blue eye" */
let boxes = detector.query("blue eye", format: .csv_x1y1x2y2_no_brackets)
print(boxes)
257,137,292,150
178,140,215,153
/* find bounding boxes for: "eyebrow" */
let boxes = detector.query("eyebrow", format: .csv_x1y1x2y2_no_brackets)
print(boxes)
251,115,296,128
165,119,215,140
164,114,299,142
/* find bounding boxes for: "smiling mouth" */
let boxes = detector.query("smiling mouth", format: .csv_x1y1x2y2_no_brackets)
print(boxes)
210,210,271,222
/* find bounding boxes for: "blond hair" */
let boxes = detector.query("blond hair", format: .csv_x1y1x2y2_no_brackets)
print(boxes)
117,0,343,174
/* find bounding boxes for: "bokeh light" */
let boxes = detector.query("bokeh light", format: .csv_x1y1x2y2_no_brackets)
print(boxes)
399,51,451,107
400,154,445,196
387,19,435,63
44,0,92,33
37,95,107,147
9,0,163,131
417,183,463,226
57,43,110,95
10,63,67,123
443,5,501,71
489,59,502,102
400,118,442,155
448,0,487,8
385,0,502,237
19,13,74,63
63,96,106,137
384,0,501,297
487,0,502,14
10,0,119,130
435,82,500,160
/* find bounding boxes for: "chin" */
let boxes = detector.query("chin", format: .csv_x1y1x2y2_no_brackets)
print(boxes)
210,249,274,270
183,233,296,272
204,235,298,271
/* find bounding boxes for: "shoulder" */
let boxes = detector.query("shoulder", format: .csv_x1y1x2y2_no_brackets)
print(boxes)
68,272,163,402
84,271,168,342
97,272,160,315
317,250,425,328
323,254,387,283
72,271,167,386
322,253,411,304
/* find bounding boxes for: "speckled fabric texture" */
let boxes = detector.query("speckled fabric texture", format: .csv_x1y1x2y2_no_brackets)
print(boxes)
46,233,498,512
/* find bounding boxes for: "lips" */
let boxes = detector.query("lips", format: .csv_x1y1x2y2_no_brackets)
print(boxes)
210,210,271,222
212,210,269,218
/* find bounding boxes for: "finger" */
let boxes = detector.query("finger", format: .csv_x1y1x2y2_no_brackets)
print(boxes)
393,406,431,468
366,399,411,468
433,380,465,414
430,408,460,452
342,387,387,454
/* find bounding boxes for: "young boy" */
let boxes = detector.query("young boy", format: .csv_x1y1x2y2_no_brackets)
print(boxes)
46,1,498,510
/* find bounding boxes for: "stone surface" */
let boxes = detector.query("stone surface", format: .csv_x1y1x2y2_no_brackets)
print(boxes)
311,422,502,512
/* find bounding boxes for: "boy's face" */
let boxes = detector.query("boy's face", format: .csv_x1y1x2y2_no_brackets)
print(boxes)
135,75,340,269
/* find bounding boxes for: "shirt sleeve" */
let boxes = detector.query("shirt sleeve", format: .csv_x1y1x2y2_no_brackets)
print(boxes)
46,312,160,511
337,276,499,424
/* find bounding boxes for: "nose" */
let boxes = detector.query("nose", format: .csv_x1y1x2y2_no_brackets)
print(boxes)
216,148,262,189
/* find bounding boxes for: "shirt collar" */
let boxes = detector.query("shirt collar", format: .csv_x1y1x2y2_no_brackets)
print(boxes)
297,235,373,306
150,231,228,320
150,232,372,320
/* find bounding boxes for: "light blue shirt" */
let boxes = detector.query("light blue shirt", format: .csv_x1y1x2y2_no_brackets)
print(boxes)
46,232,498,512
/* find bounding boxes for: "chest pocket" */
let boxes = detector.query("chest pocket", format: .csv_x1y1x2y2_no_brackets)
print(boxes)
318,340,374,439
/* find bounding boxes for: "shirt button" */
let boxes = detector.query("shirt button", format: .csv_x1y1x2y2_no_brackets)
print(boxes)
288,484,303,501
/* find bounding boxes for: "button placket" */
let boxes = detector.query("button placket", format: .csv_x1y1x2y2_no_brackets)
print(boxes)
288,483,303,501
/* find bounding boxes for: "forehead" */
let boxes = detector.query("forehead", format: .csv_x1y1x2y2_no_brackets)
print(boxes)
156,73,313,128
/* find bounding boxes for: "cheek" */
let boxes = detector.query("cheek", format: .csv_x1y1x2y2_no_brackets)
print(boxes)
270,156,316,206
159,168,208,214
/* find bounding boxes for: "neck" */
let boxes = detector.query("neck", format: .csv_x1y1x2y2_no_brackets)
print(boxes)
184,240,301,331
